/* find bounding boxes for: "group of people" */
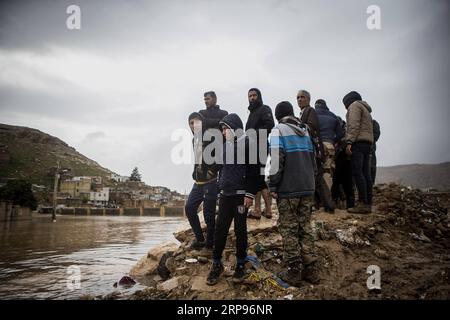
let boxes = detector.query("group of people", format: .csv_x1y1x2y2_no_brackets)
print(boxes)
185,88,380,287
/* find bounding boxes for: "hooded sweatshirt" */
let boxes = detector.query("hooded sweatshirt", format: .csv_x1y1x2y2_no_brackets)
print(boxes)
268,116,317,198
345,100,374,145
245,88,275,167
218,113,259,198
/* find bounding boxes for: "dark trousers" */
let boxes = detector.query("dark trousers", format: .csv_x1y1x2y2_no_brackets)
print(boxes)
351,142,373,205
185,181,217,248
371,152,377,185
213,194,247,264
314,159,335,210
331,152,355,208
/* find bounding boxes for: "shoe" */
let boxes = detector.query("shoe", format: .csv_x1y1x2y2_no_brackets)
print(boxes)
232,264,246,283
206,262,224,286
188,239,205,250
278,265,303,287
347,203,370,214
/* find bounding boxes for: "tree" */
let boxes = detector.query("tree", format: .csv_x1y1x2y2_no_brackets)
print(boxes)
129,167,142,182
0,179,38,210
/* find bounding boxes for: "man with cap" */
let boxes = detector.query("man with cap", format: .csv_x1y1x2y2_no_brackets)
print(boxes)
314,99,344,191
268,101,317,286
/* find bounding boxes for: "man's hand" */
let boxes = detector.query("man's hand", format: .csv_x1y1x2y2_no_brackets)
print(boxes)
271,192,278,199
244,197,253,208
345,144,352,156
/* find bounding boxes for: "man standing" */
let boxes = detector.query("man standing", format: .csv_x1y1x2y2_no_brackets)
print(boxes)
314,99,344,190
245,88,275,219
268,101,317,287
185,92,228,252
342,91,374,213
297,90,334,213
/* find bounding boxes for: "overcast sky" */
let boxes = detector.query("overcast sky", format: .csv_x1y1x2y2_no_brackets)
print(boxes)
0,0,449,193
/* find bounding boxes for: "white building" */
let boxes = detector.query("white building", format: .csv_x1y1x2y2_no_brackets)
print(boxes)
90,187,110,204
110,173,129,183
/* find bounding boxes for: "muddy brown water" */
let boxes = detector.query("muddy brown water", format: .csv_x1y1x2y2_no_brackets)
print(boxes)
0,214,184,299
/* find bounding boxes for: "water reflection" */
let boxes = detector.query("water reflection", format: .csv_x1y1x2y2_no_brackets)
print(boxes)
0,214,184,299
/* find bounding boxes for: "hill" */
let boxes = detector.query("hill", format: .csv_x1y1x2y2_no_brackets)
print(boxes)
0,123,115,186
376,162,450,191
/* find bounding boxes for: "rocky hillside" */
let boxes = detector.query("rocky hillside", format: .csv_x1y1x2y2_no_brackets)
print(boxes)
0,123,115,186
126,183,450,300
377,162,450,191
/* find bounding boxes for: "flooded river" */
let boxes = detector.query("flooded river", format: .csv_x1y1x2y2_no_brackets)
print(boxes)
0,214,184,299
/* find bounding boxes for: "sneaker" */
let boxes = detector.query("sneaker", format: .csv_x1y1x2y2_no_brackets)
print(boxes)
188,240,205,250
278,266,303,287
232,264,246,283
206,262,224,286
347,203,370,214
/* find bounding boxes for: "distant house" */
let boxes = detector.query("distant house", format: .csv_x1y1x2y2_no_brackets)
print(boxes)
59,178,91,198
110,173,129,183
90,187,110,205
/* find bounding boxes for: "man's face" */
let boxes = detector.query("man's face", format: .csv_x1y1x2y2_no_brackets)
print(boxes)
297,92,310,109
248,91,258,104
204,95,216,108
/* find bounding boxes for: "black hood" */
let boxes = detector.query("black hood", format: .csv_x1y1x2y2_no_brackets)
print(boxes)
314,99,329,111
343,91,362,109
219,113,243,131
248,88,263,111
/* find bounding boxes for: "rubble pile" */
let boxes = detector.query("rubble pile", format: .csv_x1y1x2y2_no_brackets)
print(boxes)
123,183,449,300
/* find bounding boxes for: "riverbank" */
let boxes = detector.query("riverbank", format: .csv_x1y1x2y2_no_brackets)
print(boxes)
126,184,450,300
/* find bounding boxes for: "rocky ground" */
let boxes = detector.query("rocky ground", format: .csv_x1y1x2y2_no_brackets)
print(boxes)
117,183,449,300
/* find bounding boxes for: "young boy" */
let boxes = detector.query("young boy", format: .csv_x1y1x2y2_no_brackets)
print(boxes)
268,101,317,287
185,112,218,252
206,113,259,285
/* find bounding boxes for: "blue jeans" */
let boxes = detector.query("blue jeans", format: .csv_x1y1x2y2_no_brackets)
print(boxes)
351,142,373,205
185,181,218,248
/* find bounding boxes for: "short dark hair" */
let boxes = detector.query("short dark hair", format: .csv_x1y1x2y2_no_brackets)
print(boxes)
204,91,217,99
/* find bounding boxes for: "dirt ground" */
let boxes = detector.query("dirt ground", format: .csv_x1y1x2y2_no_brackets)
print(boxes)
127,183,450,300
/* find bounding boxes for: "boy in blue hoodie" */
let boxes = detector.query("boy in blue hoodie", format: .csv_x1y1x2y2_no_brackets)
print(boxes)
206,113,259,285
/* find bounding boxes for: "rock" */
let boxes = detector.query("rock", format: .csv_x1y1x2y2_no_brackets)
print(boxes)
165,257,176,274
186,258,198,263
190,276,229,293
175,254,186,262
118,275,136,287
374,249,389,260
157,252,173,280
157,277,179,291
130,242,178,277
198,256,209,264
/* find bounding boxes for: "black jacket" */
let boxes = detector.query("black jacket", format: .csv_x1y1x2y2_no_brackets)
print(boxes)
218,113,259,198
192,105,228,183
245,90,274,167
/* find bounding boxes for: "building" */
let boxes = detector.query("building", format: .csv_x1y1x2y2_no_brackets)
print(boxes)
90,187,110,205
59,177,91,198
110,173,129,183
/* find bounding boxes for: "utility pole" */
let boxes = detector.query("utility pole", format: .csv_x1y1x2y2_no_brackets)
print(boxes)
52,161,60,222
